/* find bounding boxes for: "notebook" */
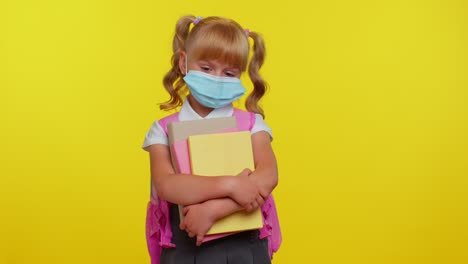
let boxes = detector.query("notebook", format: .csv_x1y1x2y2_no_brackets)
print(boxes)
188,131,263,235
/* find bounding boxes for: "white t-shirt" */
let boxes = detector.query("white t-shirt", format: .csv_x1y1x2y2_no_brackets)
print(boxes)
142,99,272,150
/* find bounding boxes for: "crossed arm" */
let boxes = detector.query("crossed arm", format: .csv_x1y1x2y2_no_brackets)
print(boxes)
147,131,278,245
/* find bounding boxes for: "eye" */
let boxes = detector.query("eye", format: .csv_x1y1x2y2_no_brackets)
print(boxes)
200,66,211,72
224,69,240,77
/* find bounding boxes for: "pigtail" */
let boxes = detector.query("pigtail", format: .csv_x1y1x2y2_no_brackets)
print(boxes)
160,15,196,111
245,31,267,118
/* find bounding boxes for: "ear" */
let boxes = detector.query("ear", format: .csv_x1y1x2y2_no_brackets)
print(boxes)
179,51,186,75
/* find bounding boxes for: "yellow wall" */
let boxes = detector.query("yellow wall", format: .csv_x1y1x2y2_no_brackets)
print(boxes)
1,0,467,263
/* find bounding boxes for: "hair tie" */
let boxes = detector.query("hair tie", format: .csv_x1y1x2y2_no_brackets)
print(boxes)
194,16,202,25
244,28,250,37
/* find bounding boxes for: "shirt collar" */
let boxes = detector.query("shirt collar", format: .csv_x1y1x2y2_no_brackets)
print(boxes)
179,98,234,121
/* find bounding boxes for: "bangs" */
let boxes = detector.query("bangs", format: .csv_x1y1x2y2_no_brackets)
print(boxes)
186,24,249,71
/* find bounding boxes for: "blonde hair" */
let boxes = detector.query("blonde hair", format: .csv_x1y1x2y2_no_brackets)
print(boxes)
160,15,268,118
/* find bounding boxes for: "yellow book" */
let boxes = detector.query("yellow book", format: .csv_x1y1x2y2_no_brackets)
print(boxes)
188,131,263,235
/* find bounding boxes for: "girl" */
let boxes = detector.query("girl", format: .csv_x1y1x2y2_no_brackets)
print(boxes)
142,15,281,264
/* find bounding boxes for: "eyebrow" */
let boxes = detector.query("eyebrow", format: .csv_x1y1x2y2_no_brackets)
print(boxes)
197,59,241,72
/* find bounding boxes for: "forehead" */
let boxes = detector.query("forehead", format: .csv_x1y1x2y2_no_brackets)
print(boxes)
188,48,246,70
186,32,249,71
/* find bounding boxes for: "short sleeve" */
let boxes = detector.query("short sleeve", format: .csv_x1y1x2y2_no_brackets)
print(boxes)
142,120,168,151
251,114,273,140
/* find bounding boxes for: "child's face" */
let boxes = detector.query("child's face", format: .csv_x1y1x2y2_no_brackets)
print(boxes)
181,53,242,78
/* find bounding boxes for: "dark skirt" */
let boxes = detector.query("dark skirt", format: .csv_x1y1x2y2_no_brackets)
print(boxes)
160,204,271,264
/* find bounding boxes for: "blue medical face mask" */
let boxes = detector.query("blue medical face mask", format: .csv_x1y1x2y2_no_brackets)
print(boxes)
183,70,247,109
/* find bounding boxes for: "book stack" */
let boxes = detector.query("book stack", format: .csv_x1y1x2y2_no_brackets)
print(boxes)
166,117,263,240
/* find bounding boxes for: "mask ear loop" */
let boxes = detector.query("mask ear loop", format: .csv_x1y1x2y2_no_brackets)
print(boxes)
185,54,188,75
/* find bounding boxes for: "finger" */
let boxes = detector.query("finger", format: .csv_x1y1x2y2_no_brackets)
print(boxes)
179,221,186,230
182,206,189,215
238,168,251,176
256,195,265,207
251,201,259,210
188,231,195,238
259,189,269,199
196,234,204,246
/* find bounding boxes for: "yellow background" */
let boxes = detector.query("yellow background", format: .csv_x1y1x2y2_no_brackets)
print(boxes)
1,0,467,263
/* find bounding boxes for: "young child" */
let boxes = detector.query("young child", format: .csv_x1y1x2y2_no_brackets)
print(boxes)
142,15,281,264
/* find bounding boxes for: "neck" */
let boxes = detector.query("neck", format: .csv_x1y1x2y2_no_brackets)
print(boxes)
187,95,214,118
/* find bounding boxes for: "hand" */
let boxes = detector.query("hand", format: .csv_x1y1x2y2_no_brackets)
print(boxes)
249,173,270,200
229,169,264,212
179,201,217,246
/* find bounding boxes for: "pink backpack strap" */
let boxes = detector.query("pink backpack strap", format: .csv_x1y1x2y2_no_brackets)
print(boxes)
232,108,255,131
158,112,180,135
